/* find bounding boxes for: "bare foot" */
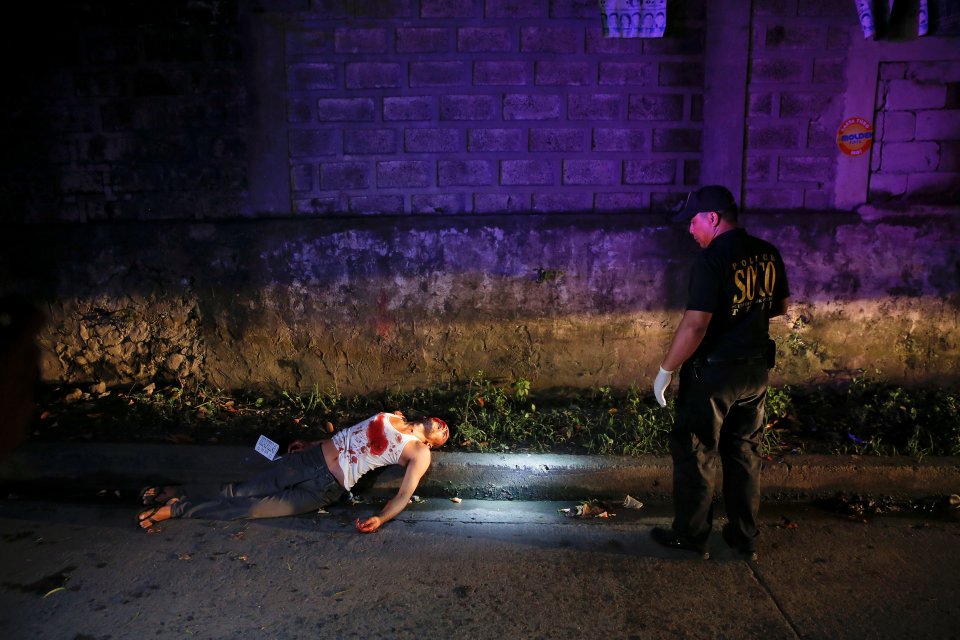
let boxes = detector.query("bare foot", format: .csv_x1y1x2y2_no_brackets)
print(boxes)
136,498,179,530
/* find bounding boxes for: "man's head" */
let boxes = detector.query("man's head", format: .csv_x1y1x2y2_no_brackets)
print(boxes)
422,417,449,449
671,185,739,248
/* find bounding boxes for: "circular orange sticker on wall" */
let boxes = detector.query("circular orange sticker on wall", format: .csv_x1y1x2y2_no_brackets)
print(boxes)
836,117,874,156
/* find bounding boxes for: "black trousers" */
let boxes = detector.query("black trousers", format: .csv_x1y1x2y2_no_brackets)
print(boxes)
668,359,768,548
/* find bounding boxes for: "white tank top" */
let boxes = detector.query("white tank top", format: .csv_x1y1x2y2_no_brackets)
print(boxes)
331,413,420,491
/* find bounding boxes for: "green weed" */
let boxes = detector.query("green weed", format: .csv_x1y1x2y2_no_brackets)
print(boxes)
46,371,959,458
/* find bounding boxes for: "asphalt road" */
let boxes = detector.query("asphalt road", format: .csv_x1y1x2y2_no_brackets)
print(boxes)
1,497,958,639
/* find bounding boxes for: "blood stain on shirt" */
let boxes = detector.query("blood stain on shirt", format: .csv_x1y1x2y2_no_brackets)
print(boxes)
368,414,389,456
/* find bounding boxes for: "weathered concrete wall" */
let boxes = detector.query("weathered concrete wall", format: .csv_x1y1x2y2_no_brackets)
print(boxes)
1,2,958,395
4,209,957,394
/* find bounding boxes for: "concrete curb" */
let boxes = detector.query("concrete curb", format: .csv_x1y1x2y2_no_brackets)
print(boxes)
1,442,958,502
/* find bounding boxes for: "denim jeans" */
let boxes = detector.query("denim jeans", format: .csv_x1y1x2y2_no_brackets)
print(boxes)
171,445,346,520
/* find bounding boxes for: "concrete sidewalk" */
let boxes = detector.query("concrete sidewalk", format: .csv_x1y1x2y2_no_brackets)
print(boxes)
1,441,958,502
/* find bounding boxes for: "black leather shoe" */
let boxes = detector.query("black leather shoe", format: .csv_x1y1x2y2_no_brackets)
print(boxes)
651,527,710,559
722,524,758,561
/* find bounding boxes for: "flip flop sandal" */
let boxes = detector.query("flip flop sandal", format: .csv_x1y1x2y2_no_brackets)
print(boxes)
135,503,168,530
136,497,181,530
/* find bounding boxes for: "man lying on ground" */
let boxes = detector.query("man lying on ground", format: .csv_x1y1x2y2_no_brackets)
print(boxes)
136,412,449,534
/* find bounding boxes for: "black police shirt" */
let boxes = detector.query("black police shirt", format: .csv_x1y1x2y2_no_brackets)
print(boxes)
686,228,790,361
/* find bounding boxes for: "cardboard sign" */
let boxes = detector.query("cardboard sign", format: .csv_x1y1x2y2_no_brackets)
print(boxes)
255,435,281,461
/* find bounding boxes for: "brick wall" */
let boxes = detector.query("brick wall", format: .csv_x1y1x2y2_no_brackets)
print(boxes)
1,0,958,224
744,1,960,210
285,0,707,216
871,60,960,202
0,1,248,222
2,0,959,393
0,0,707,222
743,0,853,210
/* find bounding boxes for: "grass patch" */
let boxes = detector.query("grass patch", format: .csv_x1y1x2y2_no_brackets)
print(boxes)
32,373,959,458
768,376,960,459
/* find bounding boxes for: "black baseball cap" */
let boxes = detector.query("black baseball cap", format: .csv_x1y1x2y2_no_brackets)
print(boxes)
671,185,738,223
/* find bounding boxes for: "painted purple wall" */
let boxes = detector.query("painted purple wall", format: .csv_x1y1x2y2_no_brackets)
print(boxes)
2,0,958,393
2,0,957,221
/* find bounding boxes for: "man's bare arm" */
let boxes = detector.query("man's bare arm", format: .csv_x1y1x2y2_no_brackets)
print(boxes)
661,310,713,371
355,444,431,533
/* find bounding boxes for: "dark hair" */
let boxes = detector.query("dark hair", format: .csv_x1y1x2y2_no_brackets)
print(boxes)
399,408,428,423
716,204,738,224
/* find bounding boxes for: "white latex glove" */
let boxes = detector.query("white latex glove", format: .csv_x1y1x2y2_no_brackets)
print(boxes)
653,366,675,407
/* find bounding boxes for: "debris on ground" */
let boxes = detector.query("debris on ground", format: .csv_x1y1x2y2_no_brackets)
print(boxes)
450,497,462,503
622,495,643,509
559,499,615,519
815,492,960,521
816,495,891,521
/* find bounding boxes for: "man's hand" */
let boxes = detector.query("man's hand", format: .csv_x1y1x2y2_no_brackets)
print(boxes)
287,439,317,454
653,366,675,407
355,516,382,533
354,441,432,534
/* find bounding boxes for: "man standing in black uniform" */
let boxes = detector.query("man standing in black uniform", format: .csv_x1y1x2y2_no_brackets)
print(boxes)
651,185,790,559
